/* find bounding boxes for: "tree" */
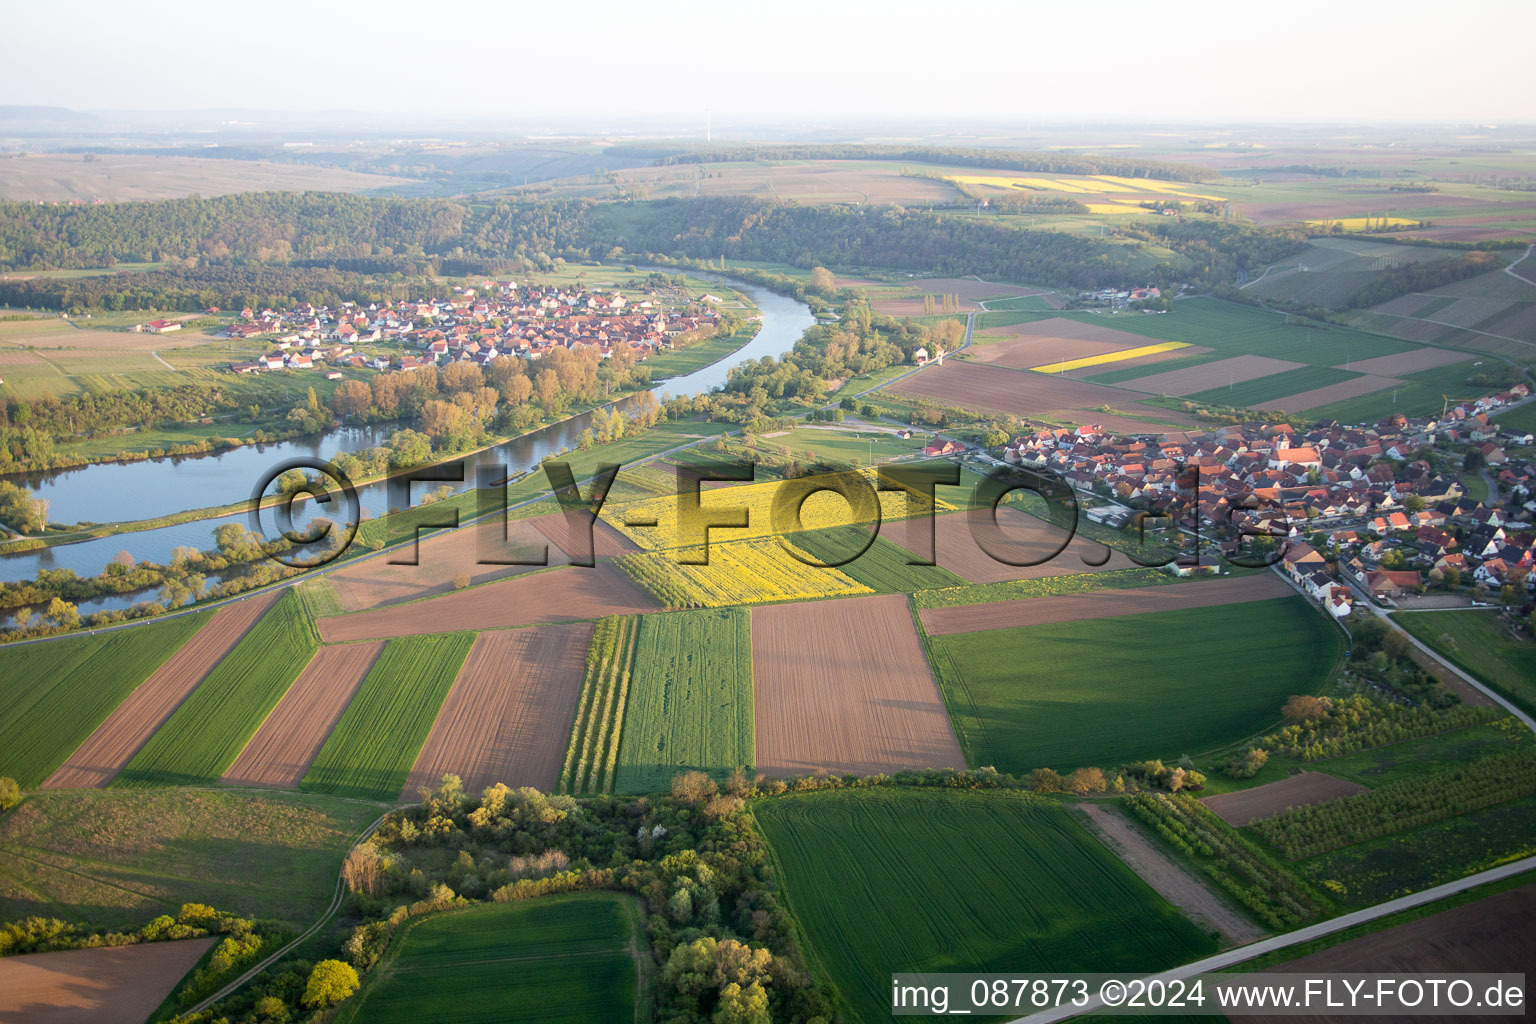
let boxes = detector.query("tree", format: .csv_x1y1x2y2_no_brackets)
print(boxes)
302,960,359,1009
808,266,837,295
1281,694,1330,725
440,360,484,393
1027,767,1064,792
329,379,373,421
1067,766,1107,794
1441,565,1462,589
1402,494,1425,513
715,981,772,1024
0,776,20,811
672,770,717,805
1463,449,1485,473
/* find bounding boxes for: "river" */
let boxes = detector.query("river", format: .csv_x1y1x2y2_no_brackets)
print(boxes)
0,279,813,582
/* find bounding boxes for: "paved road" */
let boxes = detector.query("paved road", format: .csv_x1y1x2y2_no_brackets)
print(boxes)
1009,855,1536,1023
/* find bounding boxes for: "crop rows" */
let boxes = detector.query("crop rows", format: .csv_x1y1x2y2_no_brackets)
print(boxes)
1259,695,1499,761
790,528,966,594
614,608,754,794
1251,748,1536,860
912,565,1170,609
0,612,209,787
615,536,872,609
1124,792,1326,931
301,632,475,802
116,593,317,787
560,616,639,795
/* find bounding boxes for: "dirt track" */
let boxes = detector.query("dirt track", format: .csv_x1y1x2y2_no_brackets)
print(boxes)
220,641,385,789
317,565,656,643
1118,354,1305,396
404,623,592,797
0,937,215,1024
881,509,1141,584
918,573,1294,636
1202,771,1368,827
44,592,280,789
887,360,1130,418
1079,802,1266,944
1229,884,1536,1023
1269,374,1403,413
752,594,966,778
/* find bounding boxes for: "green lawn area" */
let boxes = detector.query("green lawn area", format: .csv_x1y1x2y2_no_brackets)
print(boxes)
614,608,753,793
301,633,475,802
760,425,925,465
0,788,380,928
0,612,210,787
754,788,1217,1024
927,596,1342,773
1494,401,1536,434
117,593,318,788
335,893,646,1024
1394,610,1536,718
643,325,758,380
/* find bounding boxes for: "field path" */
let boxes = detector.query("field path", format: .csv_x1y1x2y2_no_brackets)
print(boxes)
220,641,385,789
404,623,592,797
43,592,281,789
919,574,1293,636
1078,802,1265,945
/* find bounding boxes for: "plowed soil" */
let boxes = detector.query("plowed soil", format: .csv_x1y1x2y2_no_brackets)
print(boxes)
0,937,215,1024
887,359,1130,418
752,594,966,777
1269,373,1403,413
316,565,657,643
404,623,592,797
919,573,1293,636
1202,771,1368,827
43,592,280,789
970,317,1207,373
220,641,385,789
1335,347,1469,376
880,509,1141,584
1118,355,1306,396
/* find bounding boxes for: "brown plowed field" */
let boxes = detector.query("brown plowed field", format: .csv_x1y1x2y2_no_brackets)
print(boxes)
1269,373,1403,413
1118,355,1306,396
1229,884,1536,1024
970,317,1206,373
0,937,215,1024
317,565,656,643
328,516,577,612
404,623,592,797
43,592,281,790
1336,347,1468,375
752,594,966,777
881,509,1141,584
220,641,385,789
919,573,1293,636
531,513,639,559
886,360,1129,418
1202,771,1368,827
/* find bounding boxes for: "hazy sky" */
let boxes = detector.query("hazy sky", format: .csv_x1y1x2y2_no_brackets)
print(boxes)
6,0,1534,124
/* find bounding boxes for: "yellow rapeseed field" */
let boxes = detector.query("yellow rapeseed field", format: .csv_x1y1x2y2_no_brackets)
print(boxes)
1303,217,1423,231
1030,341,1190,374
615,536,873,608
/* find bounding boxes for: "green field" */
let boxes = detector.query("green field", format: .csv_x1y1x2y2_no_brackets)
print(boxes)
336,893,645,1024
1300,360,1484,422
792,527,966,593
0,788,380,928
1184,366,1362,409
1292,718,1532,788
614,608,753,793
927,596,1342,773
754,788,1217,1024
912,565,1174,609
0,612,209,787
1496,401,1536,434
301,633,475,802
116,594,317,787
1394,610,1536,718
760,426,927,465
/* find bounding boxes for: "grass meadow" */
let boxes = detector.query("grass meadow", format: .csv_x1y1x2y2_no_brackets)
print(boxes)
1394,611,1536,718
754,787,1217,1024
334,893,644,1024
116,594,318,787
926,596,1341,773
614,608,754,793
0,612,209,787
301,633,475,802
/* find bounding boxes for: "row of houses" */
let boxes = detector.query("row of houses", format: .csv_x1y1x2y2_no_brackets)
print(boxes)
223,282,721,376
